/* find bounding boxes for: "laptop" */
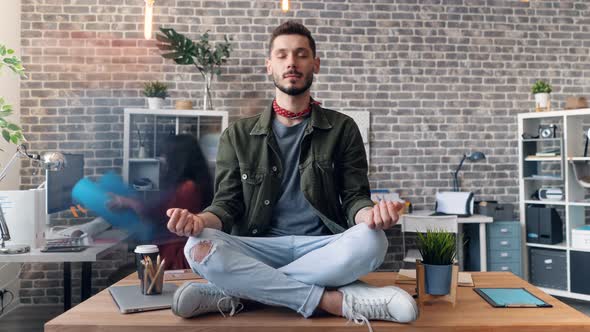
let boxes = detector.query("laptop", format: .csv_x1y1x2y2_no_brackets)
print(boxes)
108,283,178,314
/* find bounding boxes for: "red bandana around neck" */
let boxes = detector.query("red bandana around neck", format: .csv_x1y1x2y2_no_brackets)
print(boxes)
272,98,321,119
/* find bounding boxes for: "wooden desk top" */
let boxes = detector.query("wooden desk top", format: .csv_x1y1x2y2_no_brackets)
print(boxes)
45,272,590,332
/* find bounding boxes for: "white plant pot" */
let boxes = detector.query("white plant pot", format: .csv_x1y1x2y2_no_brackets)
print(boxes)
138,145,147,159
147,97,165,110
535,93,550,108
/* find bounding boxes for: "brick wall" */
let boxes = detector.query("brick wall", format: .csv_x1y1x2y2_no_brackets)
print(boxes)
18,0,590,303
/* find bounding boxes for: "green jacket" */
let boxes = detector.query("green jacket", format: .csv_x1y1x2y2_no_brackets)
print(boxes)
203,102,374,236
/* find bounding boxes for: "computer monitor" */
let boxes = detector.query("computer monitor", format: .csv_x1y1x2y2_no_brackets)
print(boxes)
46,154,84,214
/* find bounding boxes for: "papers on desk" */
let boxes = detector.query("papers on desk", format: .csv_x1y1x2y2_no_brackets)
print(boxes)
44,217,112,249
47,217,111,240
163,269,202,281
396,268,474,287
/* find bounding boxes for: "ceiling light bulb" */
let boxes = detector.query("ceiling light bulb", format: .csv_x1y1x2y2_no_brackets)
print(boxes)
281,0,289,12
144,0,155,40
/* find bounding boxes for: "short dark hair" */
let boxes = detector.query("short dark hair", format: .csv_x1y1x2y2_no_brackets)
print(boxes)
269,20,316,57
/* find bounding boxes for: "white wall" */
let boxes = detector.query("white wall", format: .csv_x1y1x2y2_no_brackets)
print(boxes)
0,0,21,191
0,0,22,315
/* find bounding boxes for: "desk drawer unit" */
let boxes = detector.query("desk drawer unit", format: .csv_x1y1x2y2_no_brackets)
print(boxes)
487,221,523,278
530,248,567,291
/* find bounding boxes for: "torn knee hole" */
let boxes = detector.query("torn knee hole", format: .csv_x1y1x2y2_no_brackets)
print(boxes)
191,241,213,263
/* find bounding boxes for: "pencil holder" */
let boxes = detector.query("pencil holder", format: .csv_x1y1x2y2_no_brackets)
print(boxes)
141,266,164,295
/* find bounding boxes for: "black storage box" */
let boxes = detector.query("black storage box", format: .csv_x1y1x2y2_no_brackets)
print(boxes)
477,202,515,221
570,251,590,295
526,206,563,244
530,248,567,291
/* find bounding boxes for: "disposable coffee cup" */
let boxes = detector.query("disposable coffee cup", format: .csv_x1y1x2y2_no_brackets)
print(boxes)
134,244,159,280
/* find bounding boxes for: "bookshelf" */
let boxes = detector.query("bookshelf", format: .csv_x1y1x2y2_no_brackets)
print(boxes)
518,108,590,301
123,108,228,192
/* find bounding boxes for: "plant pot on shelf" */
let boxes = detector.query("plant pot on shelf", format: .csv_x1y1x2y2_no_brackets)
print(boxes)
423,263,453,295
147,97,165,110
534,93,550,111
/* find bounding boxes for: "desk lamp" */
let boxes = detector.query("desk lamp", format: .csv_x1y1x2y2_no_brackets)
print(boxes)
452,151,486,192
0,145,65,254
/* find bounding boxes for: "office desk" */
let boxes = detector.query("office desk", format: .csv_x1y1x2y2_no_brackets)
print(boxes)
0,229,127,311
400,211,493,271
45,271,590,332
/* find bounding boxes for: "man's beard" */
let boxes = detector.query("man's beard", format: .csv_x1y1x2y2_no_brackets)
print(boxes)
273,70,314,96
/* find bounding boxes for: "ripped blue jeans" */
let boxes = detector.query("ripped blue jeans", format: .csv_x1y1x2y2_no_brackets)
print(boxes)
183,223,388,318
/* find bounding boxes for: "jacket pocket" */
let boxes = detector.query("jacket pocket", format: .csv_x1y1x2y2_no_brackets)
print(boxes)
316,160,335,185
240,168,265,222
315,160,340,203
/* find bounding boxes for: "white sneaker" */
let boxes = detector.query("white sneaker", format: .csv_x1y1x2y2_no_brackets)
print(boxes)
172,282,243,318
338,281,418,331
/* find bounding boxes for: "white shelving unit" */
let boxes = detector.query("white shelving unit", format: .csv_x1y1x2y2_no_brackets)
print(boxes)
123,108,228,191
518,108,590,301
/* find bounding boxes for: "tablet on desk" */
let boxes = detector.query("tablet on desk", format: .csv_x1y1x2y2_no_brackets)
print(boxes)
474,288,553,308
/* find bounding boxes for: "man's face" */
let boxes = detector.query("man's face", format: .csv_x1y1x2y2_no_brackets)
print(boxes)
266,34,320,96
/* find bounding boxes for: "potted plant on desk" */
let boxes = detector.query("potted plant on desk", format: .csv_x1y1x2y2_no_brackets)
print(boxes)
417,229,458,295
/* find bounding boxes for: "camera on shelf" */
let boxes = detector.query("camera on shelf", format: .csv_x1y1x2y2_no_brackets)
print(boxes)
538,124,557,139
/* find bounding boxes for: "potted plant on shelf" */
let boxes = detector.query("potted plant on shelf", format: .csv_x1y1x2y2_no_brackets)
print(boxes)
0,44,26,148
156,28,232,111
143,81,169,110
532,80,552,112
417,229,458,295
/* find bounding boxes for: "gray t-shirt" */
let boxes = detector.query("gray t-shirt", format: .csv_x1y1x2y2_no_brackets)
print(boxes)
267,117,331,237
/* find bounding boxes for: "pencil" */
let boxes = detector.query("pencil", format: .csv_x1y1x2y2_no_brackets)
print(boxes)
147,258,166,294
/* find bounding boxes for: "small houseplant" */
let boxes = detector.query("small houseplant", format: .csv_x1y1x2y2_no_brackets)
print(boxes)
417,229,457,295
531,80,552,111
143,81,169,110
156,28,232,111
0,44,26,149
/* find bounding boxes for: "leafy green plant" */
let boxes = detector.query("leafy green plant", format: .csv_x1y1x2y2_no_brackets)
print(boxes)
0,44,26,148
531,80,552,94
143,81,169,99
417,229,457,265
155,28,232,110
